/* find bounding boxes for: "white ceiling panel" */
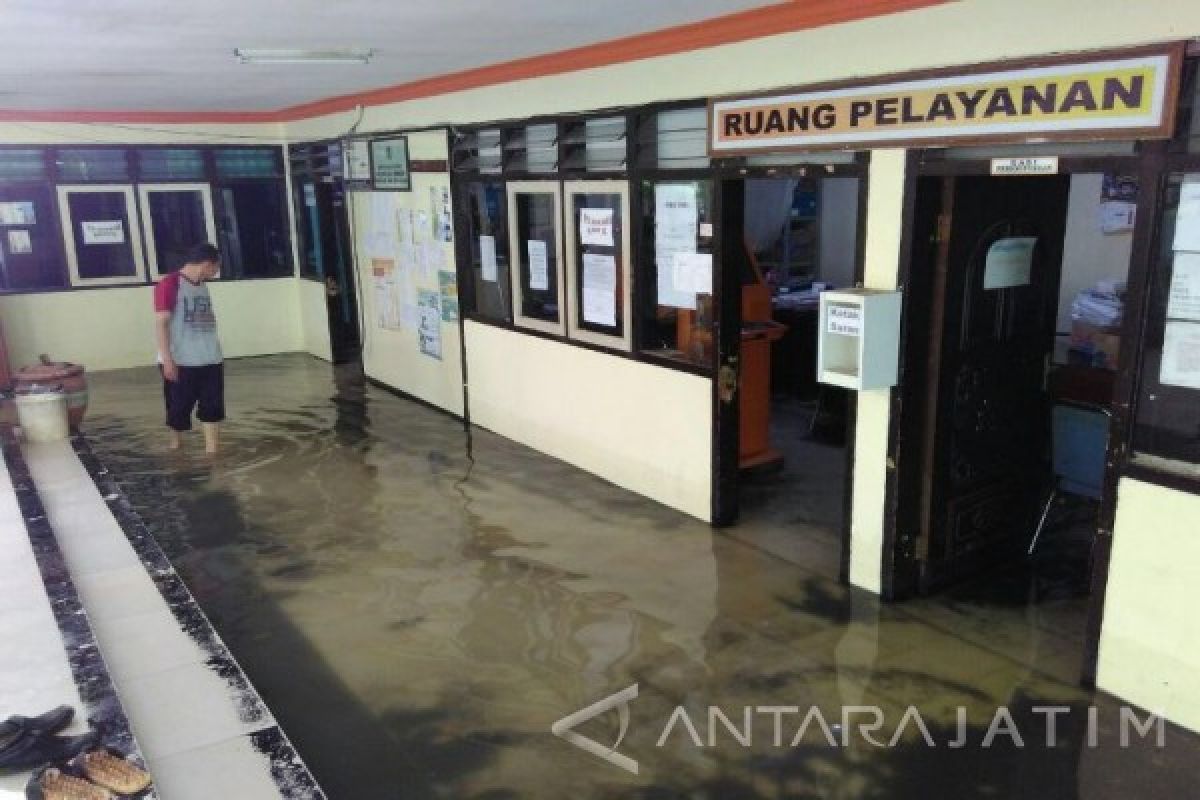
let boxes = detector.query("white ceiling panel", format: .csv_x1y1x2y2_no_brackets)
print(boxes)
0,0,785,112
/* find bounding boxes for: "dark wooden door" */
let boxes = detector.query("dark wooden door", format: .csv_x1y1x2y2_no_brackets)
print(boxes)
918,174,1070,591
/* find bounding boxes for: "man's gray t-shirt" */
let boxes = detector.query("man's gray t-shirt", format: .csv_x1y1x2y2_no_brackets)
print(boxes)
153,271,223,366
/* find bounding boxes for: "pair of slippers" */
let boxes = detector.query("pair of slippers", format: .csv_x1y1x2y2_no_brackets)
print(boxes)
26,749,152,800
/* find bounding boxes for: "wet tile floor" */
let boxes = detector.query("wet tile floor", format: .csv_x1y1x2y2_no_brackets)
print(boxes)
80,354,1200,799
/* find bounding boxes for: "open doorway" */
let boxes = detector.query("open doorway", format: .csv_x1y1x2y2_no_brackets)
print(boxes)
892,158,1139,682
719,172,863,578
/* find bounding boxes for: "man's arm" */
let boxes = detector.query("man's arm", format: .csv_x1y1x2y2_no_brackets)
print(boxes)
156,311,178,381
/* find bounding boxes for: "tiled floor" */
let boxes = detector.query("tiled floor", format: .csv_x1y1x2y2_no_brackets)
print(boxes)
19,440,318,798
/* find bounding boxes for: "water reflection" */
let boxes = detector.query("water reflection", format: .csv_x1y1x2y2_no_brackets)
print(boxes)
84,355,1199,799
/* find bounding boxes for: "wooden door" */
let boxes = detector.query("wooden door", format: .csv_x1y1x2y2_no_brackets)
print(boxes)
918,174,1070,591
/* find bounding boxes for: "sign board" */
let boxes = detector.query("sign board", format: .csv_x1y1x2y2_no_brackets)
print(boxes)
991,157,1059,175
710,46,1182,154
371,137,411,191
81,220,125,245
827,304,862,336
344,139,372,183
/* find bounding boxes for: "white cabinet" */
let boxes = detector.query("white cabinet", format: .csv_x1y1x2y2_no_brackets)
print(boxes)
817,288,902,390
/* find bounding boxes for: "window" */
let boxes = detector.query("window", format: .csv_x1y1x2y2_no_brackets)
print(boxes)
214,181,292,278
638,179,716,366
563,180,632,349
0,184,65,290
55,149,130,182
462,181,511,322
507,181,565,334
137,184,216,277
56,185,146,286
1132,171,1200,473
636,108,709,170
137,149,206,182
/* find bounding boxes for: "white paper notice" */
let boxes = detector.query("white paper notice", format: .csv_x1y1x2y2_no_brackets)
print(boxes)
0,201,35,226
1173,178,1200,252
655,184,699,310
672,252,712,295
1161,320,1200,389
582,253,616,327
579,208,614,247
827,305,862,336
7,229,31,254
528,239,549,290
1168,252,1200,322
480,235,498,282
345,140,371,182
82,220,124,245
983,236,1036,289
1100,201,1136,234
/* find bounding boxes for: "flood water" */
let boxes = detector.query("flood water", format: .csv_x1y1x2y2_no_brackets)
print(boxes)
83,355,1200,799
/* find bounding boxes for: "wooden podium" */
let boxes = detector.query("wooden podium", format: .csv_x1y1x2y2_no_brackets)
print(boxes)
739,274,786,470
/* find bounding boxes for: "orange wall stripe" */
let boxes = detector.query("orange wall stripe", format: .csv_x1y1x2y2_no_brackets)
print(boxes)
0,0,948,126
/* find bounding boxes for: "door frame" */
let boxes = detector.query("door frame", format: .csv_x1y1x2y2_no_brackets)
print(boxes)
709,155,870,585
884,145,1152,685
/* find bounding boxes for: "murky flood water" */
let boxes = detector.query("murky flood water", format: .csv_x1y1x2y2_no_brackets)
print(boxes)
83,355,1199,799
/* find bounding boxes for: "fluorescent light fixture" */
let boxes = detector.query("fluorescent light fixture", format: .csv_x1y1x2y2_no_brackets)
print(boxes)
234,48,374,65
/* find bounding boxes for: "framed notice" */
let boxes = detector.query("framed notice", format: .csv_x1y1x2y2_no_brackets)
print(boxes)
371,137,411,191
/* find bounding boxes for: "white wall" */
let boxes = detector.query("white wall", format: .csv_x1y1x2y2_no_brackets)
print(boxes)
465,321,713,520
818,177,860,290
297,278,332,361
349,131,464,416
1057,173,1135,332
1099,478,1200,733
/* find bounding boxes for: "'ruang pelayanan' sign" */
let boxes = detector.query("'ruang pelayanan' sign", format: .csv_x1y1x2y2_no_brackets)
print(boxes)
709,47,1182,154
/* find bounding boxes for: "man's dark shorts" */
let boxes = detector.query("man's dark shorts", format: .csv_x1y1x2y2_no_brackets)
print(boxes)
162,363,225,432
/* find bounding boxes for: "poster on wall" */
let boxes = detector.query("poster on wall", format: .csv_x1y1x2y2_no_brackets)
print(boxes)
82,220,125,245
579,208,614,247
1175,177,1200,252
417,289,442,359
671,252,712,295
528,239,549,290
480,235,498,281
582,253,617,327
430,186,453,242
373,258,402,330
1099,174,1138,234
438,270,459,322
371,136,411,191
983,237,1037,289
0,201,35,226
1167,252,1200,322
7,230,32,255
654,183,699,310
1160,319,1200,390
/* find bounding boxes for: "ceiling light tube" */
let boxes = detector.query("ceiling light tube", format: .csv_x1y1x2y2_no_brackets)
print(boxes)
234,48,374,65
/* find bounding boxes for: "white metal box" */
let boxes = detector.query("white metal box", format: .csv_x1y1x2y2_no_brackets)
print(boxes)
817,288,903,390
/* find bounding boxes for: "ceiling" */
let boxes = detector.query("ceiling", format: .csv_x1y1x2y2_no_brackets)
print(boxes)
0,0,787,113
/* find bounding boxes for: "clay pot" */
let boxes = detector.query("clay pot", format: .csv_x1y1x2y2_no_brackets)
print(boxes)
13,356,88,429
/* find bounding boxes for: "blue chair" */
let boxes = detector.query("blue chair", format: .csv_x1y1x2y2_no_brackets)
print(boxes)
1028,401,1112,555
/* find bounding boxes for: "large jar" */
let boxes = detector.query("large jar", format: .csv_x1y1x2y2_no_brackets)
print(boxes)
13,358,88,428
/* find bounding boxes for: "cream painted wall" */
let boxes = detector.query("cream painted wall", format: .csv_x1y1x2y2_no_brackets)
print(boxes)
1098,478,1200,733
0,278,301,371
845,150,907,594
283,0,1200,141
297,278,332,361
1057,173,1135,333
465,321,713,520
349,131,464,416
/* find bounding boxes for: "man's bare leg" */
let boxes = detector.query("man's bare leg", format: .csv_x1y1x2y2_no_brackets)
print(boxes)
202,422,219,454
168,429,183,450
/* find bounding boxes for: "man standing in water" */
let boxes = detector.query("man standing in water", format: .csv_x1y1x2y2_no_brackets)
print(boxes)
153,242,224,453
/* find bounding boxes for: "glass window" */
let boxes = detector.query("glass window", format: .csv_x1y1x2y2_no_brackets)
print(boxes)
55,149,130,182
564,181,632,349
137,184,216,277
638,179,715,366
584,117,626,173
1132,171,1200,472
637,108,709,170
291,178,345,282
215,181,293,278
461,181,511,322
214,148,280,179
507,182,565,334
508,124,558,174
0,149,47,183
0,184,65,290
56,185,146,286
137,148,205,181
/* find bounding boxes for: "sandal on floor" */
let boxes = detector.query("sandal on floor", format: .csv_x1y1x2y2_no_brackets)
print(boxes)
73,748,152,796
24,766,113,800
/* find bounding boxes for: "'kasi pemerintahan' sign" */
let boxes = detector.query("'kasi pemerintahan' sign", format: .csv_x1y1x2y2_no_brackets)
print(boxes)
709,48,1181,154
